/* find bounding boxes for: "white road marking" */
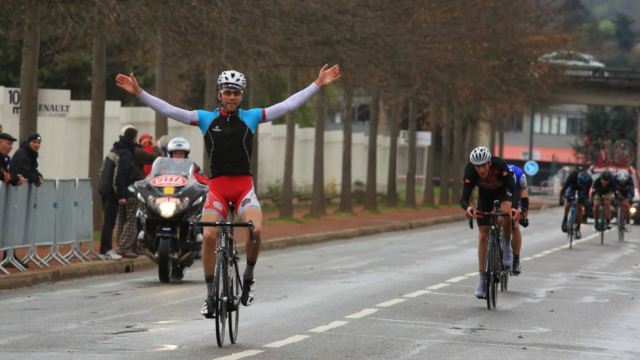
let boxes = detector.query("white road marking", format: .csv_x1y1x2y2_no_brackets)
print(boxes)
213,350,265,360
85,282,122,288
426,283,450,290
404,290,431,298
309,321,349,333
542,250,553,254
376,299,406,307
156,344,178,351
446,276,467,283
345,308,379,319
532,254,545,258
465,272,478,277
521,257,533,261
0,297,34,305
264,335,310,348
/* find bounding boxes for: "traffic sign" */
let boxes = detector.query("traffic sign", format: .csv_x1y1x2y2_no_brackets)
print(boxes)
524,160,539,176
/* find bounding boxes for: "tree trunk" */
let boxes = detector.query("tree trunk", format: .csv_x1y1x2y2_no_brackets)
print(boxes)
89,6,106,231
19,0,40,140
202,58,218,177
451,103,463,201
405,96,418,207
339,83,354,213
499,117,505,158
155,30,168,138
250,67,260,189
423,100,437,205
310,88,326,216
279,69,296,218
364,89,380,211
386,98,400,207
489,117,496,156
439,102,452,206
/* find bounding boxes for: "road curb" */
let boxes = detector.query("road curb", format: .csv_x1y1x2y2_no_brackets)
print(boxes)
1,204,552,291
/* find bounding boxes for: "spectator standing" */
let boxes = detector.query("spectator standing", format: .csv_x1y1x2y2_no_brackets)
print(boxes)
10,133,44,187
139,133,155,177
0,124,10,166
0,132,25,267
97,128,138,260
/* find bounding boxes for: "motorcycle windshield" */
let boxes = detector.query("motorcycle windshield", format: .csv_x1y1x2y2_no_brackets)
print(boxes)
148,158,195,182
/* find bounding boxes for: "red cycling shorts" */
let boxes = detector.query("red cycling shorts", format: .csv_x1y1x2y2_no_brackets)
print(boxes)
203,175,261,219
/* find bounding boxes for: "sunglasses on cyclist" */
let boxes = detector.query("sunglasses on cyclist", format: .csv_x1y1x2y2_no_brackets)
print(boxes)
220,89,243,97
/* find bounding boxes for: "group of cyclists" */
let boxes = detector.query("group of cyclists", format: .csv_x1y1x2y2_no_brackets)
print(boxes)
559,167,635,234
460,145,636,300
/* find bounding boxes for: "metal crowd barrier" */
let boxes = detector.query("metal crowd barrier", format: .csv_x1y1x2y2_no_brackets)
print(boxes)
0,178,100,274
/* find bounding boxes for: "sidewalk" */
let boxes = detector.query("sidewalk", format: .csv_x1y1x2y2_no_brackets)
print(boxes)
0,196,557,290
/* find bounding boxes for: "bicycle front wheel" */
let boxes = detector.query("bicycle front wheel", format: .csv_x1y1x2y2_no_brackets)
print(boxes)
568,216,574,249
229,258,241,344
214,255,227,347
600,206,606,245
618,207,625,242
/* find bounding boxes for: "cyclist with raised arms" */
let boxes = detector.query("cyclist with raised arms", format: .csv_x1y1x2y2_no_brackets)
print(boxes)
507,164,529,276
116,65,340,317
591,170,614,231
613,171,635,231
461,147,520,299
559,167,592,239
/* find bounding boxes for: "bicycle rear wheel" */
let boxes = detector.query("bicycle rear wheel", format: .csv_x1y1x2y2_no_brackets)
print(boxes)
214,255,227,347
228,258,241,344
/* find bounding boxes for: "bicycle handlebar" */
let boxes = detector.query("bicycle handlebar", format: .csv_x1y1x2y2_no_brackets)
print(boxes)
194,220,257,244
467,211,516,230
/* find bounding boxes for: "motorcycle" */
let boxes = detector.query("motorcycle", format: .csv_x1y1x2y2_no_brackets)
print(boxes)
128,157,208,283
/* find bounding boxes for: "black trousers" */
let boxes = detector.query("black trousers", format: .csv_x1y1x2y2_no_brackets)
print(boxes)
100,195,119,254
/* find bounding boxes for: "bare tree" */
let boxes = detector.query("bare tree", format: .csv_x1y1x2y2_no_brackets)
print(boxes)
202,57,218,177
386,98,400,207
310,87,326,216
364,88,380,212
19,0,40,140
89,4,106,230
423,99,437,206
339,82,354,213
405,95,418,207
154,29,169,138
279,69,297,218
439,102,452,205
250,67,260,188
450,103,463,201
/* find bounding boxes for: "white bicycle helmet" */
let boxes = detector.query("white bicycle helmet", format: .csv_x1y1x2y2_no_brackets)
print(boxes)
616,171,629,183
218,70,246,90
470,146,492,165
167,137,191,157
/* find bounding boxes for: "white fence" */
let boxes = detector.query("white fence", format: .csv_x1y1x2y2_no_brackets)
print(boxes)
0,87,429,195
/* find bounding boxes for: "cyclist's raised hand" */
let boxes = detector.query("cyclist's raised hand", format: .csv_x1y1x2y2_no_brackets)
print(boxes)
116,73,143,96
314,64,340,87
465,206,475,218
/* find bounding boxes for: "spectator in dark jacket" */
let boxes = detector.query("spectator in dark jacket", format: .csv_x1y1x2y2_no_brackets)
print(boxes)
10,133,43,187
0,132,25,267
0,133,24,187
97,128,137,260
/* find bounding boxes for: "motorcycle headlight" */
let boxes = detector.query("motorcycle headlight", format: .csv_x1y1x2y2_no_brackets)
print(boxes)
159,202,177,218
137,192,145,203
192,196,204,207
631,207,637,214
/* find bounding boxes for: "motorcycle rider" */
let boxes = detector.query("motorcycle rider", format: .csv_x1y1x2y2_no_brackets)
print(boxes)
166,137,208,185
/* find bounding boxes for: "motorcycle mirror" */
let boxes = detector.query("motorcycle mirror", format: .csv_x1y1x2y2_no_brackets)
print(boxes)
128,185,136,194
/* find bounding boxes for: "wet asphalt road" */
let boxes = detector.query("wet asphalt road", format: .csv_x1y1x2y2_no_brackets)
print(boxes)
1,207,639,360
